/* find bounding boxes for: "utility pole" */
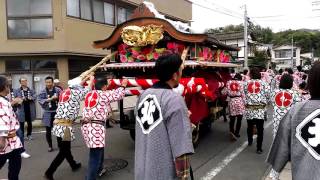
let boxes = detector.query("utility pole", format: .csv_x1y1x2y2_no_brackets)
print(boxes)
243,4,248,68
312,47,314,63
291,35,294,68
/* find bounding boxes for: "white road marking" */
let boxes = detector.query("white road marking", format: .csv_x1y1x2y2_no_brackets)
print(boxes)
201,121,273,180
32,130,47,134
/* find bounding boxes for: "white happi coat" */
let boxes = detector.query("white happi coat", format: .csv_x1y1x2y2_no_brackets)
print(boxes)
81,88,125,148
0,96,22,154
272,74,282,90
244,79,271,120
271,88,301,137
52,85,90,141
222,80,245,116
261,72,272,85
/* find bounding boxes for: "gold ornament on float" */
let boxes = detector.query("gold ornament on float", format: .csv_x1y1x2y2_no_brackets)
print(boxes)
121,25,164,47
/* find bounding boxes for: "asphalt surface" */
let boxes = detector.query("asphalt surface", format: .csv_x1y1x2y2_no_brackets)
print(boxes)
0,110,274,180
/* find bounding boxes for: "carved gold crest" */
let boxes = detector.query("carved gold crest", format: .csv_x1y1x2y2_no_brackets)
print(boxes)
121,25,164,47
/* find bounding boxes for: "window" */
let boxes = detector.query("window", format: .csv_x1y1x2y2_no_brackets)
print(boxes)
275,50,296,58
6,60,31,71
6,0,53,39
6,59,57,71
32,59,57,70
66,0,133,25
67,0,80,17
93,0,104,23
104,3,114,25
68,58,99,79
80,0,92,20
229,44,238,58
117,6,133,24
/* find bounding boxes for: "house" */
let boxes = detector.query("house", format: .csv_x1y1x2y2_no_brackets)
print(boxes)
271,45,301,70
211,31,256,63
0,0,192,118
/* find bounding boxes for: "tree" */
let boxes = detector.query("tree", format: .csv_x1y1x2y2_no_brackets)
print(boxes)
250,25,273,44
207,24,273,44
207,24,244,34
272,30,320,56
248,50,269,68
207,24,320,57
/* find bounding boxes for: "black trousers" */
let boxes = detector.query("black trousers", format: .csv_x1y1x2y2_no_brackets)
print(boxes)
0,148,22,180
221,101,228,121
22,107,32,136
229,115,243,135
20,120,32,138
247,119,264,150
46,112,55,148
46,137,77,175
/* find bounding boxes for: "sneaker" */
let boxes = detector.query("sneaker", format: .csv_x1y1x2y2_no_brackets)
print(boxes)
72,163,81,172
248,141,253,146
27,136,33,140
235,134,241,138
44,172,54,180
48,147,54,152
256,149,263,154
98,168,107,177
21,152,31,159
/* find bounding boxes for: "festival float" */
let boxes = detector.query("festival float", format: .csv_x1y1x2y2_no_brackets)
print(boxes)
91,2,240,145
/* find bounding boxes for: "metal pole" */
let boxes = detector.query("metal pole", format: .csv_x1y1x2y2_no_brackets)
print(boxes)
244,5,248,68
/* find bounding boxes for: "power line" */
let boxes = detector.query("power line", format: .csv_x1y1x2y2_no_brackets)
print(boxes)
250,14,320,22
191,0,242,19
202,0,243,17
251,15,285,19
312,1,320,5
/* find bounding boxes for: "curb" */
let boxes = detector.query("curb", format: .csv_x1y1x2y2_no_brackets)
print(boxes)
30,120,44,128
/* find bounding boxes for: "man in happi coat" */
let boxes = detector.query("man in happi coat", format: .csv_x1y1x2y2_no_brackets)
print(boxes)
244,67,271,154
13,77,36,159
271,74,301,138
44,75,94,180
0,76,23,180
268,73,301,179
81,77,127,180
14,78,36,141
38,76,62,152
222,73,245,141
267,61,320,180
271,69,283,90
135,54,194,180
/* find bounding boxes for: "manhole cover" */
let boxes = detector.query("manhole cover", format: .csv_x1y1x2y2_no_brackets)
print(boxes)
103,158,128,173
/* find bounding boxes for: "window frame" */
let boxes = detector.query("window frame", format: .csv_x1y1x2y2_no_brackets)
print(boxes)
116,4,134,25
6,0,54,39
5,58,58,71
66,0,135,26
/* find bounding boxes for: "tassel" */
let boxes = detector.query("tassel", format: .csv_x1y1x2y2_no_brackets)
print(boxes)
63,127,71,141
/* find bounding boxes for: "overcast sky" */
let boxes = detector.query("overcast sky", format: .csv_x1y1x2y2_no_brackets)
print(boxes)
191,0,320,33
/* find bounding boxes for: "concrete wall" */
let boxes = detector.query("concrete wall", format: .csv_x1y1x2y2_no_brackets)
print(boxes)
57,57,69,88
128,0,192,21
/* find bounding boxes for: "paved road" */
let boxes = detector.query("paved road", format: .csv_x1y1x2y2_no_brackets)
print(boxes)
1,112,274,180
